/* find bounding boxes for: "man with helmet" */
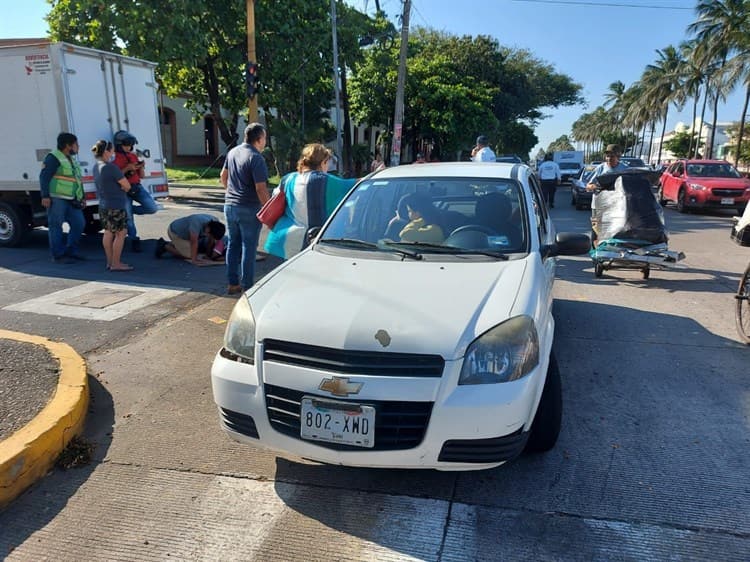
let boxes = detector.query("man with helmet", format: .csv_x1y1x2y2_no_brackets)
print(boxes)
113,130,158,252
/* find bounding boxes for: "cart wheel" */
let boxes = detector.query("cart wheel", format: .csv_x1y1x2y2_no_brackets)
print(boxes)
594,262,604,278
641,266,650,280
735,262,750,345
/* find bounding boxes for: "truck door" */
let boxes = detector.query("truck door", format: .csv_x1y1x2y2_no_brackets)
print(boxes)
115,59,168,198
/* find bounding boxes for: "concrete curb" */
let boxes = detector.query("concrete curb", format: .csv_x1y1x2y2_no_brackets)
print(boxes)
0,330,89,509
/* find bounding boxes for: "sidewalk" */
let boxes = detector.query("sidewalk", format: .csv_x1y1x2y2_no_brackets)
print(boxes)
0,330,88,509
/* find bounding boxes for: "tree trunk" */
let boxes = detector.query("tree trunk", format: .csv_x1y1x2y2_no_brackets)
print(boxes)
688,90,699,158
340,64,353,177
708,58,727,159
697,85,710,159
657,110,668,166
735,83,750,167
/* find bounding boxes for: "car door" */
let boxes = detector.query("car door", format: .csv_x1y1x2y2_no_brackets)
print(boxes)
664,162,681,201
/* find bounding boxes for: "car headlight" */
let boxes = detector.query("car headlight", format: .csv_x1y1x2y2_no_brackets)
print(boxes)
458,316,539,385
223,296,256,363
689,183,708,191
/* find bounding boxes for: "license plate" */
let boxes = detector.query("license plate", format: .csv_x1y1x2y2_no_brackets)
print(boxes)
300,397,375,448
721,198,734,205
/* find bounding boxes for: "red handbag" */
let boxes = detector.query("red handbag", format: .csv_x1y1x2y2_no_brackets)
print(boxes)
256,176,289,228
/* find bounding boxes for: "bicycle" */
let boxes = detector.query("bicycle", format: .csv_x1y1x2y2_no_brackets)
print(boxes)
732,216,750,344
737,261,750,344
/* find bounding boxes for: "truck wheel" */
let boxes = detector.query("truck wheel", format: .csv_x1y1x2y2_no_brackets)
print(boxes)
82,208,102,235
525,352,562,453
0,202,26,247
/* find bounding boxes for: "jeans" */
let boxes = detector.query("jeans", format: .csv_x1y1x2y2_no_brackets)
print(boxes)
47,197,85,258
125,183,159,239
541,180,557,207
224,203,262,289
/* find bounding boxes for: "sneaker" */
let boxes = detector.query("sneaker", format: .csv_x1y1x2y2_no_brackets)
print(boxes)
154,238,167,259
131,237,142,253
227,284,243,295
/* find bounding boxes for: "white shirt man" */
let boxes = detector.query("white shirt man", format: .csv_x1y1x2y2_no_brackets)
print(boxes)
471,135,496,162
537,159,561,182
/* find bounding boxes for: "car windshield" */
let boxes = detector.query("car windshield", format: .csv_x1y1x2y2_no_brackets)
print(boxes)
559,163,580,170
622,158,646,167
496,156,522,163
320,176,528,257
581,170,595,182
686,163,742,178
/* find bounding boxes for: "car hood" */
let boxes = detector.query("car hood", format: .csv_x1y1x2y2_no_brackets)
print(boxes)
249,250,527,360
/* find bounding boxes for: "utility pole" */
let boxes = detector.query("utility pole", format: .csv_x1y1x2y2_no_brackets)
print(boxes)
246,0,258,122
331,0,343,170
390,0,411,167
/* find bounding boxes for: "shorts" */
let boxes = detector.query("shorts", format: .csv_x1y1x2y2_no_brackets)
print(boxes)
100,208,128,233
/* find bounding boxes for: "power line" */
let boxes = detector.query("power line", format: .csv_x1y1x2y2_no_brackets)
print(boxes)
511,0,692,9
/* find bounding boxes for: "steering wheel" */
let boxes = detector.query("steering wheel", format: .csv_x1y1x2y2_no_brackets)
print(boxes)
449,224,497,237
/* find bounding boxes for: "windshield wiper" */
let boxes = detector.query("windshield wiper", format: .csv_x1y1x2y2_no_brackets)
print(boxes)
319,238,423,260
386,241,510,260
376,240,423,260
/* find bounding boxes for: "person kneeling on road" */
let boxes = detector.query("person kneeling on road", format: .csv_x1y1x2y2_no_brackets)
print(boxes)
155,214,225,266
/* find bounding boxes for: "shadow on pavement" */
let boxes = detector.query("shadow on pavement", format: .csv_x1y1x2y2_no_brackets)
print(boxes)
0,375,114,555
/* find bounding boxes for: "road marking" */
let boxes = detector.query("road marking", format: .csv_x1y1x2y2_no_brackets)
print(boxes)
3,281,187,321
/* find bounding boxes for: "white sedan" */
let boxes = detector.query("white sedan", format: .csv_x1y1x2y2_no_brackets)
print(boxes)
211,162,590,470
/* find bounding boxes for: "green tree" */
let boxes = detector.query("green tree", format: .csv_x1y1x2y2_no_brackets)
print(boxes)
663,131,703,158
47,0,378,173
547,135,575,152
348,29,581,159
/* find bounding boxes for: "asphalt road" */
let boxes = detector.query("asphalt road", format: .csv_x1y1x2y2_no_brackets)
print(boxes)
0,188,748,561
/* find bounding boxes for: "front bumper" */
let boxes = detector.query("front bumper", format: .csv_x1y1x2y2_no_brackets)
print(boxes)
210,347,543,471
685,190,749,209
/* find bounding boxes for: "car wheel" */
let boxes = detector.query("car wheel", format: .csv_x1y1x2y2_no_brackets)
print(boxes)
525,352,562,453
676,188,689,213
571,193,576,206
594,262,604,278
656,184,667,207
0,201,26,248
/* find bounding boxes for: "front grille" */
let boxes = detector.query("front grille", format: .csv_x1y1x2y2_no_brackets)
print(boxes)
264,384,432,451
438,428,528,463
263,339,444,377
220,408,259,438
711,188,744,197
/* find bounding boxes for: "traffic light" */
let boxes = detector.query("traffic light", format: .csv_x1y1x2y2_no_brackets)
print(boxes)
245,61,258,99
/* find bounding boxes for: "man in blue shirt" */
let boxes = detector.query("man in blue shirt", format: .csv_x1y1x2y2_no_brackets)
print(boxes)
220,123,270,295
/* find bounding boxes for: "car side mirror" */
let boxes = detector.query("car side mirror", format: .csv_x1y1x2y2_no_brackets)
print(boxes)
307,226,321,243
542,232,591,258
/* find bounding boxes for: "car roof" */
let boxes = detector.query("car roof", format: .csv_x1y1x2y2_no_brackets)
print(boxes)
680,159,733,164
370,162,529,181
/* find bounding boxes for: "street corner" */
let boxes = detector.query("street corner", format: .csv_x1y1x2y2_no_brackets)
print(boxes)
0,329,89,509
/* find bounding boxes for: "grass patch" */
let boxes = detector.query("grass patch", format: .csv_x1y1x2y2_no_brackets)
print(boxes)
55,435,94,469
166,166,279,188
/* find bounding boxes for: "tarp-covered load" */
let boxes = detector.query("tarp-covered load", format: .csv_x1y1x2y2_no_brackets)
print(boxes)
593,171,668,244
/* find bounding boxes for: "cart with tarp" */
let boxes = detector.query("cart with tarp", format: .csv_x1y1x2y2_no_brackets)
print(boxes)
589,170,685,279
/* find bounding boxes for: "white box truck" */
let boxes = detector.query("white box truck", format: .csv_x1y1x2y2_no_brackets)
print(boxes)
0,40,168,247
552,150,584,183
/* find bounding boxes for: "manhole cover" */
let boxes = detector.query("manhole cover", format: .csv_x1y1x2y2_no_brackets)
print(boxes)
58,289,144,309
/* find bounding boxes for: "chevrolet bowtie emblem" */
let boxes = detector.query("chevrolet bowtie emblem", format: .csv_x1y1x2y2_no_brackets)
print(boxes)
318,376,363,397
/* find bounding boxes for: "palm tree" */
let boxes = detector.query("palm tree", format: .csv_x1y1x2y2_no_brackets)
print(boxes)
688,0,750,159
642,45,685,164
679,40,706,158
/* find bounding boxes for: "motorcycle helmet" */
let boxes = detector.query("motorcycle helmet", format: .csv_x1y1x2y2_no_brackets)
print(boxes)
114,130,138,146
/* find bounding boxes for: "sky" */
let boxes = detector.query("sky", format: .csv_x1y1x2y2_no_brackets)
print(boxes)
1,0,744,157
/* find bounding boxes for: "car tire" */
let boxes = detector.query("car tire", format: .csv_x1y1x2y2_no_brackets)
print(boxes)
677,188,689,213
525,352,562,453
0,201,27,248
656,184,667,207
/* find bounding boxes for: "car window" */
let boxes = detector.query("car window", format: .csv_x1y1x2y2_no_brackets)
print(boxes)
686,163,742,178
527,174,547,238
322,176,529,254
674,162,684,175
